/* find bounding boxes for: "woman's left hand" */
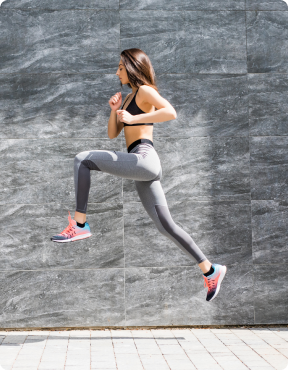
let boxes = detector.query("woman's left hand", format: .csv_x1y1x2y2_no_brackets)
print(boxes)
116,110,137,125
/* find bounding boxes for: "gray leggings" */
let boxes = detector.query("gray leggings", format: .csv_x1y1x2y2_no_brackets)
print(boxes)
74,142,207,264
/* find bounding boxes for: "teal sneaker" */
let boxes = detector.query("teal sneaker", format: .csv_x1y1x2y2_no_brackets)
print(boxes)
203,264,227,302
51,211,92,242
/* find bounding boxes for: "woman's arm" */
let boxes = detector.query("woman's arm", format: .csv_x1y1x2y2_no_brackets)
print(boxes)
107,110,121,139
107,92,130,139
133,85,177,124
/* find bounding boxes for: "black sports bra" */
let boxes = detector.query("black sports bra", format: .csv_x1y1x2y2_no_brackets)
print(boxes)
120,88,153,127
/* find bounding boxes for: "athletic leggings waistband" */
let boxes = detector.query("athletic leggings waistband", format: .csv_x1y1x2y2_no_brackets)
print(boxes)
127,139,154,153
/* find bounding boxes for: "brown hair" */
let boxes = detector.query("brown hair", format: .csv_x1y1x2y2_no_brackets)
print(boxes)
120,48,158,92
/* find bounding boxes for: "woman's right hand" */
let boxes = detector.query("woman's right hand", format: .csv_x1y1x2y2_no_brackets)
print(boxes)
109,92,122,111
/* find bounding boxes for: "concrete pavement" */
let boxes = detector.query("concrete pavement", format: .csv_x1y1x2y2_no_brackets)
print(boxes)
0,327,287,370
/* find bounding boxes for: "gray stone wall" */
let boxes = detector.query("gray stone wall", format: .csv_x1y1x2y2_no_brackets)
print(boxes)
0,0,287,328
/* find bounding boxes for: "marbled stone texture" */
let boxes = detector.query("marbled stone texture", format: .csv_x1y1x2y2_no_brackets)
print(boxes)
0,0,287,327
247,0,288,11
2,0,119,9
248,74,288,136
183,11,246,74
250,137,288,200
0,269,125,328
0,74,122,139
254,265,288,324
125,263,254,326
121,0,245,10
247,11,288,73
120,11,246,74
0,202,124,270
153,74,249,138
252,200,288,264
0,9,119,74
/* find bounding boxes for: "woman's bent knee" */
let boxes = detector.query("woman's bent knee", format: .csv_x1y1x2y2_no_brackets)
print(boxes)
74,151,90,165
74,151,102,172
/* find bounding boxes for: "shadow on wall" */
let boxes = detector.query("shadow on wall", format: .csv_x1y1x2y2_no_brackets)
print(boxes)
151,74,253,325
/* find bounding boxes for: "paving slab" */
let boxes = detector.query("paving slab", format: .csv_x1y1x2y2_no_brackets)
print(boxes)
0,328,287,370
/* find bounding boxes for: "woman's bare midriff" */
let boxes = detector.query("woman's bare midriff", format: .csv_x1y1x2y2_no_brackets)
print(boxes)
122,92,155,149
124,125,154,149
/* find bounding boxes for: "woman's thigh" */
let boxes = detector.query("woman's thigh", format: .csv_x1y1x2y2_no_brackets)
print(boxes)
75,148,162,182
134,179,167,224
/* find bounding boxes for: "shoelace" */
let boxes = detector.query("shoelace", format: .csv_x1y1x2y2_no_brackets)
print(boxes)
203,275,216,290
60,211,75,237
60,224,74,237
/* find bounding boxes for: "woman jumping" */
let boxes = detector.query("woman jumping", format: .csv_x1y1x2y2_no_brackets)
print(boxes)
51,48,227,302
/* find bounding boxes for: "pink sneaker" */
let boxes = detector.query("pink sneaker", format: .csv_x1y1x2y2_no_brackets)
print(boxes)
51,211,92,243
203,263,227,302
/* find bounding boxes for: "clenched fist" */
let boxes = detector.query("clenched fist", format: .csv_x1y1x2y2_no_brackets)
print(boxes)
108,92,122,111
116,110,135,125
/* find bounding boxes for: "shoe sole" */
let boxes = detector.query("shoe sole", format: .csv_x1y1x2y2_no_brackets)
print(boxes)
208,265,227,302
51,233,92,243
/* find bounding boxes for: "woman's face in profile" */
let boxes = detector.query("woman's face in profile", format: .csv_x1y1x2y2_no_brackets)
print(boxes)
116,59,129,86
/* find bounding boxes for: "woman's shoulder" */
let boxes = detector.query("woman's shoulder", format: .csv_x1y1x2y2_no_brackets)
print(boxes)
138,85,159,98
138,85,155,93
